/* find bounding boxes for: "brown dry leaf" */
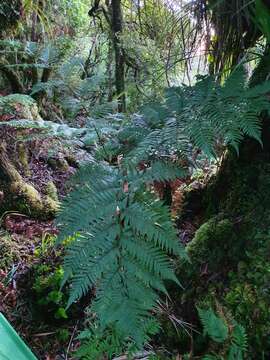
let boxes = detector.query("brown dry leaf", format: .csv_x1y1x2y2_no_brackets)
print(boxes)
123,181,129,193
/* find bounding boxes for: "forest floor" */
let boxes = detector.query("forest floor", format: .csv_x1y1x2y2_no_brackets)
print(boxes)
0,159,81,359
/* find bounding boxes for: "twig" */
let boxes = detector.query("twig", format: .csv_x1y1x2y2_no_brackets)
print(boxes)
65,321,79,360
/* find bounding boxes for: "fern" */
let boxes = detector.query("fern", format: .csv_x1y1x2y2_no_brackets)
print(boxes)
122,67,270,162
76,320,159,360
198,307,248,360
227,324,248,360
31,56,116,120
56,67,264,358
57,160,186,352
197,307,228,343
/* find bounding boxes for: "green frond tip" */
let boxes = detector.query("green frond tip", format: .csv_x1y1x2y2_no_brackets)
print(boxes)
197,307,228,343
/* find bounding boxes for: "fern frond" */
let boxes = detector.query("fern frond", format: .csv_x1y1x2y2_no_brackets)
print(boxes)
57,161,186,346
126,67,270,161
197,307,228,343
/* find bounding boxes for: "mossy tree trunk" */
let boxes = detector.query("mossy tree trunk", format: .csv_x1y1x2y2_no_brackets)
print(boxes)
0,142,58,219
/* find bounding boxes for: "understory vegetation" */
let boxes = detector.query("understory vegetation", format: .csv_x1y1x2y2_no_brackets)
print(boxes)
1,1,270,359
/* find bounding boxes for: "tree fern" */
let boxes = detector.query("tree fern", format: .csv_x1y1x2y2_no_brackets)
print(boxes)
57,160,186,353
121,67,270,162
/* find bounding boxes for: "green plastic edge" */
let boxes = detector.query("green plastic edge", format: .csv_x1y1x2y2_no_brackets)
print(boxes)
0,313,38,360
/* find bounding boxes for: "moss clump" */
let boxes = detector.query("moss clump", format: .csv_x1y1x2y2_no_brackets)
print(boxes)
43,196,60,217
224,233,270,355
0,94,42,121
17,142,31,176
186,218,238,273
47,157,70,171
45,181,59,202
0,232,20,270
10,181,43,212
7,181,59,219
173,154,270,358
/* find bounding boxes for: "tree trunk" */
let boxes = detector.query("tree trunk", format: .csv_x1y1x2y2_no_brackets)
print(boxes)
111,0,126,112
107,41,114,102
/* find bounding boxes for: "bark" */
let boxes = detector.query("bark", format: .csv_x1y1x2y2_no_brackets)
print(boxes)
41,67,52,83
111,0,126,112
88,0,126,110
31,0,38,42
107,41,114,102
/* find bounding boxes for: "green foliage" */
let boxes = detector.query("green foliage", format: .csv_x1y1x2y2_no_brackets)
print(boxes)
55,0,90,32
197,307,247,360
55,65,270,358
224,232,270,354
0,0,21,32
197,307,228,343
57,160,186,355
76,321,159,360
31,235,69,320
253,0,270,41
176,159,270,358
32,263,68,320
123,67,270,162
228,324,248,360
75,327,125,360
31,55,117,120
